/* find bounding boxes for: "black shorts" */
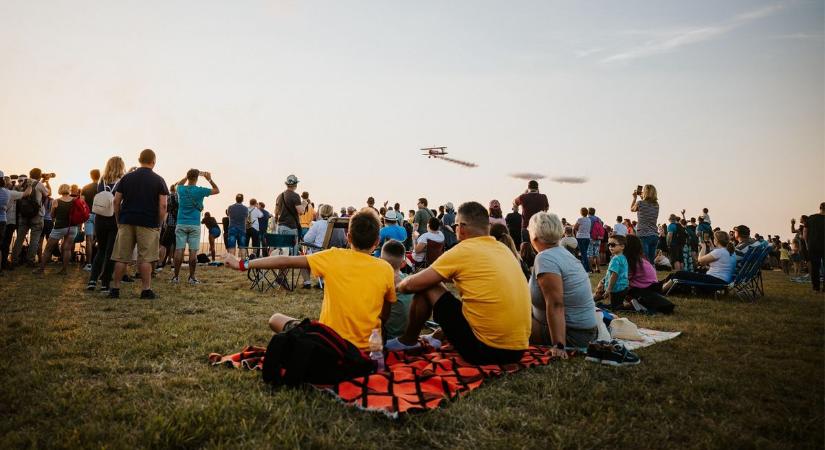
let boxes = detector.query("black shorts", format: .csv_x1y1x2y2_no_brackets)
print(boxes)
433,291,525,365
669,246,684,263
160,226,176,248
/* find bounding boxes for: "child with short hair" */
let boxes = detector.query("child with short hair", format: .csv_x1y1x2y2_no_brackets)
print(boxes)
790,240,802,278
380,240,414,339
594,235,629,309
780,242,791,275
224,209,396,350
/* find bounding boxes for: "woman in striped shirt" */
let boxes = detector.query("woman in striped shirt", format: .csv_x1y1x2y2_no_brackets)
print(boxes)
631,184,660,264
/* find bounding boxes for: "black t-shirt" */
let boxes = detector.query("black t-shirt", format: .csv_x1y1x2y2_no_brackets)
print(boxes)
202,216,219,230
807,213,824,251
81,182,97,207
276,190,302,229
113,168,169,228
505,212,521,232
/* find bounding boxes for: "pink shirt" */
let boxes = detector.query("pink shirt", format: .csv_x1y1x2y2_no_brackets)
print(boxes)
629,259,659,288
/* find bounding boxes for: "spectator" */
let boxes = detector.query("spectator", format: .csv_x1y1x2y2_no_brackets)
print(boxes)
366,196,379,214
437,205,445,220
376,212,407,256
34,184,76,275
593,235,629,309
488,200,506,226
86,156,125,292
12,168,51,267
388,201,531,365
505,202,522,248
274,174,308,255
158,183,178,270
441,202,457,250
526,212,598,352
246,198,263,256
80,169,100,271
666,214,686,271
587,207,605,274
630,184,660,264
37,195,54,264
299,191,314,237
201,212,221,262
701,208,711,226
613,216,628,236
409,217,444,265
226,194,248,257
412,198,434,237
654,249,672,271
491,223,529,279
803,203,824,292
258,202,271,252
560,226,578,256
573,207,592,272
380,240,414,339
172,169,219,284
662,231,736,293
513,179,549,245
733,224,760,271
0,171,30,275
108,149,169,299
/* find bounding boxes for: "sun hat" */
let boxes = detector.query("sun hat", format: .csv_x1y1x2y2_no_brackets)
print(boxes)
384,212,397,221
609,318,645,341
285,174,299,186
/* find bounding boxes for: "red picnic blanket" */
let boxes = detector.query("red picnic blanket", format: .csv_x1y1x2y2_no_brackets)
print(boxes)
209,344,554,418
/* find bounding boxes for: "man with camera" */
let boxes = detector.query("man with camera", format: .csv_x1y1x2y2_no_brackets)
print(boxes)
0,171,32,274
11,168,52,267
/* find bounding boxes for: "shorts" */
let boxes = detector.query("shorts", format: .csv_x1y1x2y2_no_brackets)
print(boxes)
209,227,221,238
433,291,525,365
84,213,96,237
790,254,801,263
588,240,601,257
160,226,176,248
112,224,160,263
534,317,598,349
226,225,247,249
669,246,684,263
49,226,78,241
175,224,201,250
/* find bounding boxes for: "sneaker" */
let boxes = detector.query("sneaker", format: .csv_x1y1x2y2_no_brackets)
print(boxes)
121,275,135,283
170,276,179,284
154,266,163,273
86,281,97,291
585,340,641,367
139,289,157,300
99,285,110,294
188,277,201,285
420,334,442,350
83,264,92,272
107,288,120,299
385,337,421,352
302,283,312,289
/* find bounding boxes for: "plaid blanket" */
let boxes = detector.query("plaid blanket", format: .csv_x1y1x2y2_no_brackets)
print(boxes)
209,344,554,418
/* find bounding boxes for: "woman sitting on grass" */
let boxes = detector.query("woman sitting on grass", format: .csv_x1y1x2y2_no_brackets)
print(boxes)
625,235,675,314
662,230,736,293
527,212,598,354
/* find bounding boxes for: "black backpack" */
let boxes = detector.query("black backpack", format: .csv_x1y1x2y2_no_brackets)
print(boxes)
262,319,375,386
17,181,41,219
674,223,688,248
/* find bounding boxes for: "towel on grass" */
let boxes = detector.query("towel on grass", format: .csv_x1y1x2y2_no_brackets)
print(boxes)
619,328,681,351
209,344,553,418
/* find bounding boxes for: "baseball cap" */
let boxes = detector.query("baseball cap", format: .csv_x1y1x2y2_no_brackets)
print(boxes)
285,174,299,185
445,202,454,210
384,212,397,221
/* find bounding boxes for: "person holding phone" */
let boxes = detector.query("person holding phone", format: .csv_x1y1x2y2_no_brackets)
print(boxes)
630,184,660,264
172,169,219,284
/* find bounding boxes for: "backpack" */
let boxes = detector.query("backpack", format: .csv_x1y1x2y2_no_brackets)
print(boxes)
674,223,688,247
262,319,375,386
590,217,605,240
17,181,42,219
68,197,91,226
91,182,117,217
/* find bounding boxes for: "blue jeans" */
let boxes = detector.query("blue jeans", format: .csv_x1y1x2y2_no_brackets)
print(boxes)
276,225,299,255
226,225,247,249
577,238,591,272
640,235,658,264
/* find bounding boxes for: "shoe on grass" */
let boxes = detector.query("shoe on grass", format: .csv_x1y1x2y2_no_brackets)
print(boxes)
302,283,312,289
83,264,92,272
140,289,158,300
585,340,640,367
385,337,421,352
86,281,96,291
107,288,120,299
170,276,179,284
188,277,201,285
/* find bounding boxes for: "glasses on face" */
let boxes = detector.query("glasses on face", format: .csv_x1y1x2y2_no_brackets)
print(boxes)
608,242,620,248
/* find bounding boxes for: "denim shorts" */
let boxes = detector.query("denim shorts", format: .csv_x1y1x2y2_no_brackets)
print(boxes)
49,226,78,241
226,225,247,249
175,224,201,251
588,240,601,257
84,213,96,236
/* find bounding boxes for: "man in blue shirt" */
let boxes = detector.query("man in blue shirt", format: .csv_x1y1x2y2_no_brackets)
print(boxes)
374,212,407,256
172,169,219,284
226,194,249,257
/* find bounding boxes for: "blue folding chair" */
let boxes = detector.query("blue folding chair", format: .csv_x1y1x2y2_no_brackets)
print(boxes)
248,233,299,293
665,243,769,302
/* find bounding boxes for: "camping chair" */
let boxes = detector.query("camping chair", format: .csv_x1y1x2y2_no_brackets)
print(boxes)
412,240,444,273
299,217,350,254
248,233,299,293
665,243,769,302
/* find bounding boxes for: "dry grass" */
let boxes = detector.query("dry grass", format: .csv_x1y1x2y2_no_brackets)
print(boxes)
0,265,822,449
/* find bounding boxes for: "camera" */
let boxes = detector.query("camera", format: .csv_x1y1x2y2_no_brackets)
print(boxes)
41,172,56,179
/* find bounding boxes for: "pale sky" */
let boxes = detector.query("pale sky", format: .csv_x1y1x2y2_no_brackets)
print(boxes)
1,0,823,238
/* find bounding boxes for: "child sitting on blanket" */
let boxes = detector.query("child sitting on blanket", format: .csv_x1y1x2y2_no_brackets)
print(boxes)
594,235,629,309
380,240,414,339
224,208,397,350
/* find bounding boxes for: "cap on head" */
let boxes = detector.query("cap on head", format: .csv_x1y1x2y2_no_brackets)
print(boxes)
445,202,454,211
285,174,299,186
384,212,397,222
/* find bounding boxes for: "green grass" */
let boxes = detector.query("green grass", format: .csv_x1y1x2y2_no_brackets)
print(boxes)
0,266,822,449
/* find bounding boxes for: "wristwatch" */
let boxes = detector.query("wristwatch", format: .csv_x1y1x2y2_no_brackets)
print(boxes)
554,342,565,351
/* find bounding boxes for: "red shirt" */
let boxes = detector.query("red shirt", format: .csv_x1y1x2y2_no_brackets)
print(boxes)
514,192,549,229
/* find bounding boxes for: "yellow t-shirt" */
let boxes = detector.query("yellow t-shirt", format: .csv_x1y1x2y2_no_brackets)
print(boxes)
306,248,396,349
300,205,315,229
430,236,531,350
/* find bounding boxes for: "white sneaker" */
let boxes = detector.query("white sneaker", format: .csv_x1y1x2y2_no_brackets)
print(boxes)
170,276,179,284
188,277,201,285
420,334,442,350
385,337,421,352
83,264,92,272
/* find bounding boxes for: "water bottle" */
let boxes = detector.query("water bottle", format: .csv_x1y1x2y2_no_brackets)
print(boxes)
368,328,384,372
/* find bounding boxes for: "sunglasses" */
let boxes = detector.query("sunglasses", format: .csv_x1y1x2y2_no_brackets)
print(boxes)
608,242,621,248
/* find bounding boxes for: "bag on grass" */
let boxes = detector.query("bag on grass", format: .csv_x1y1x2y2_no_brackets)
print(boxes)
197,253,210,264
262,319,374,386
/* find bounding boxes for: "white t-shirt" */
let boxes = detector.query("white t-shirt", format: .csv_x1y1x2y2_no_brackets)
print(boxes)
249,207,263,231
707,248,735,283
575,217,591,239
560,236,578,252
413,231,445,262
612,222,628,236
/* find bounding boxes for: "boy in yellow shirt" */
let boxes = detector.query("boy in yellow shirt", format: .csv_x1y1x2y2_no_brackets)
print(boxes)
224,209,396,349
387,201,531,364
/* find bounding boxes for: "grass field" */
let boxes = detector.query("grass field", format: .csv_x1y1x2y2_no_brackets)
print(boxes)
0,265,822,449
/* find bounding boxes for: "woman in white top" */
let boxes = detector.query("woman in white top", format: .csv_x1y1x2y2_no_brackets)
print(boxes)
411,217,444,263
573,207,592,272
662,230,736,292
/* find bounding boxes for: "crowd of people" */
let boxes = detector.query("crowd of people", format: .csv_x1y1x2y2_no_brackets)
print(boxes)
1,150,823,367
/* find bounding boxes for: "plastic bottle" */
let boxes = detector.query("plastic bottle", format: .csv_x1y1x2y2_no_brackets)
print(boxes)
368,328,384,372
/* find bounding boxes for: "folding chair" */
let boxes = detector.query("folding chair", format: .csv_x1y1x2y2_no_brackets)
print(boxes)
300,217,350,254
412,240,444,273
247,233,299,293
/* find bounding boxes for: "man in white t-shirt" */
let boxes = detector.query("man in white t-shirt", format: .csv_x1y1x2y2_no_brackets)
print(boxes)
408,217,445,265
613,215,628,236
248,199,264,256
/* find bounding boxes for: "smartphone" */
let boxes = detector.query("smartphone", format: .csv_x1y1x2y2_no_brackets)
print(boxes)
636,185,643,195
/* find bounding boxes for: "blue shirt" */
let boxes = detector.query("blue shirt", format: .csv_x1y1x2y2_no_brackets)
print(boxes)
176,185,212,226
374,224,408,256
227,203,248,229
259,209,271,232
0,188,10,222
603,254,629,292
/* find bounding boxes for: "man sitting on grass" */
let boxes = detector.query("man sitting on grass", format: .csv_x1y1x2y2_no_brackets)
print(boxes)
223,208,396,350
386,201,531,365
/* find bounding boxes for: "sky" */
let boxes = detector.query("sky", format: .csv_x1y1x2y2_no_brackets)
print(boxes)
1,0,823,239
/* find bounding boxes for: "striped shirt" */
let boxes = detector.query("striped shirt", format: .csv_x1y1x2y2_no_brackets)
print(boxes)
635,200,659,237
